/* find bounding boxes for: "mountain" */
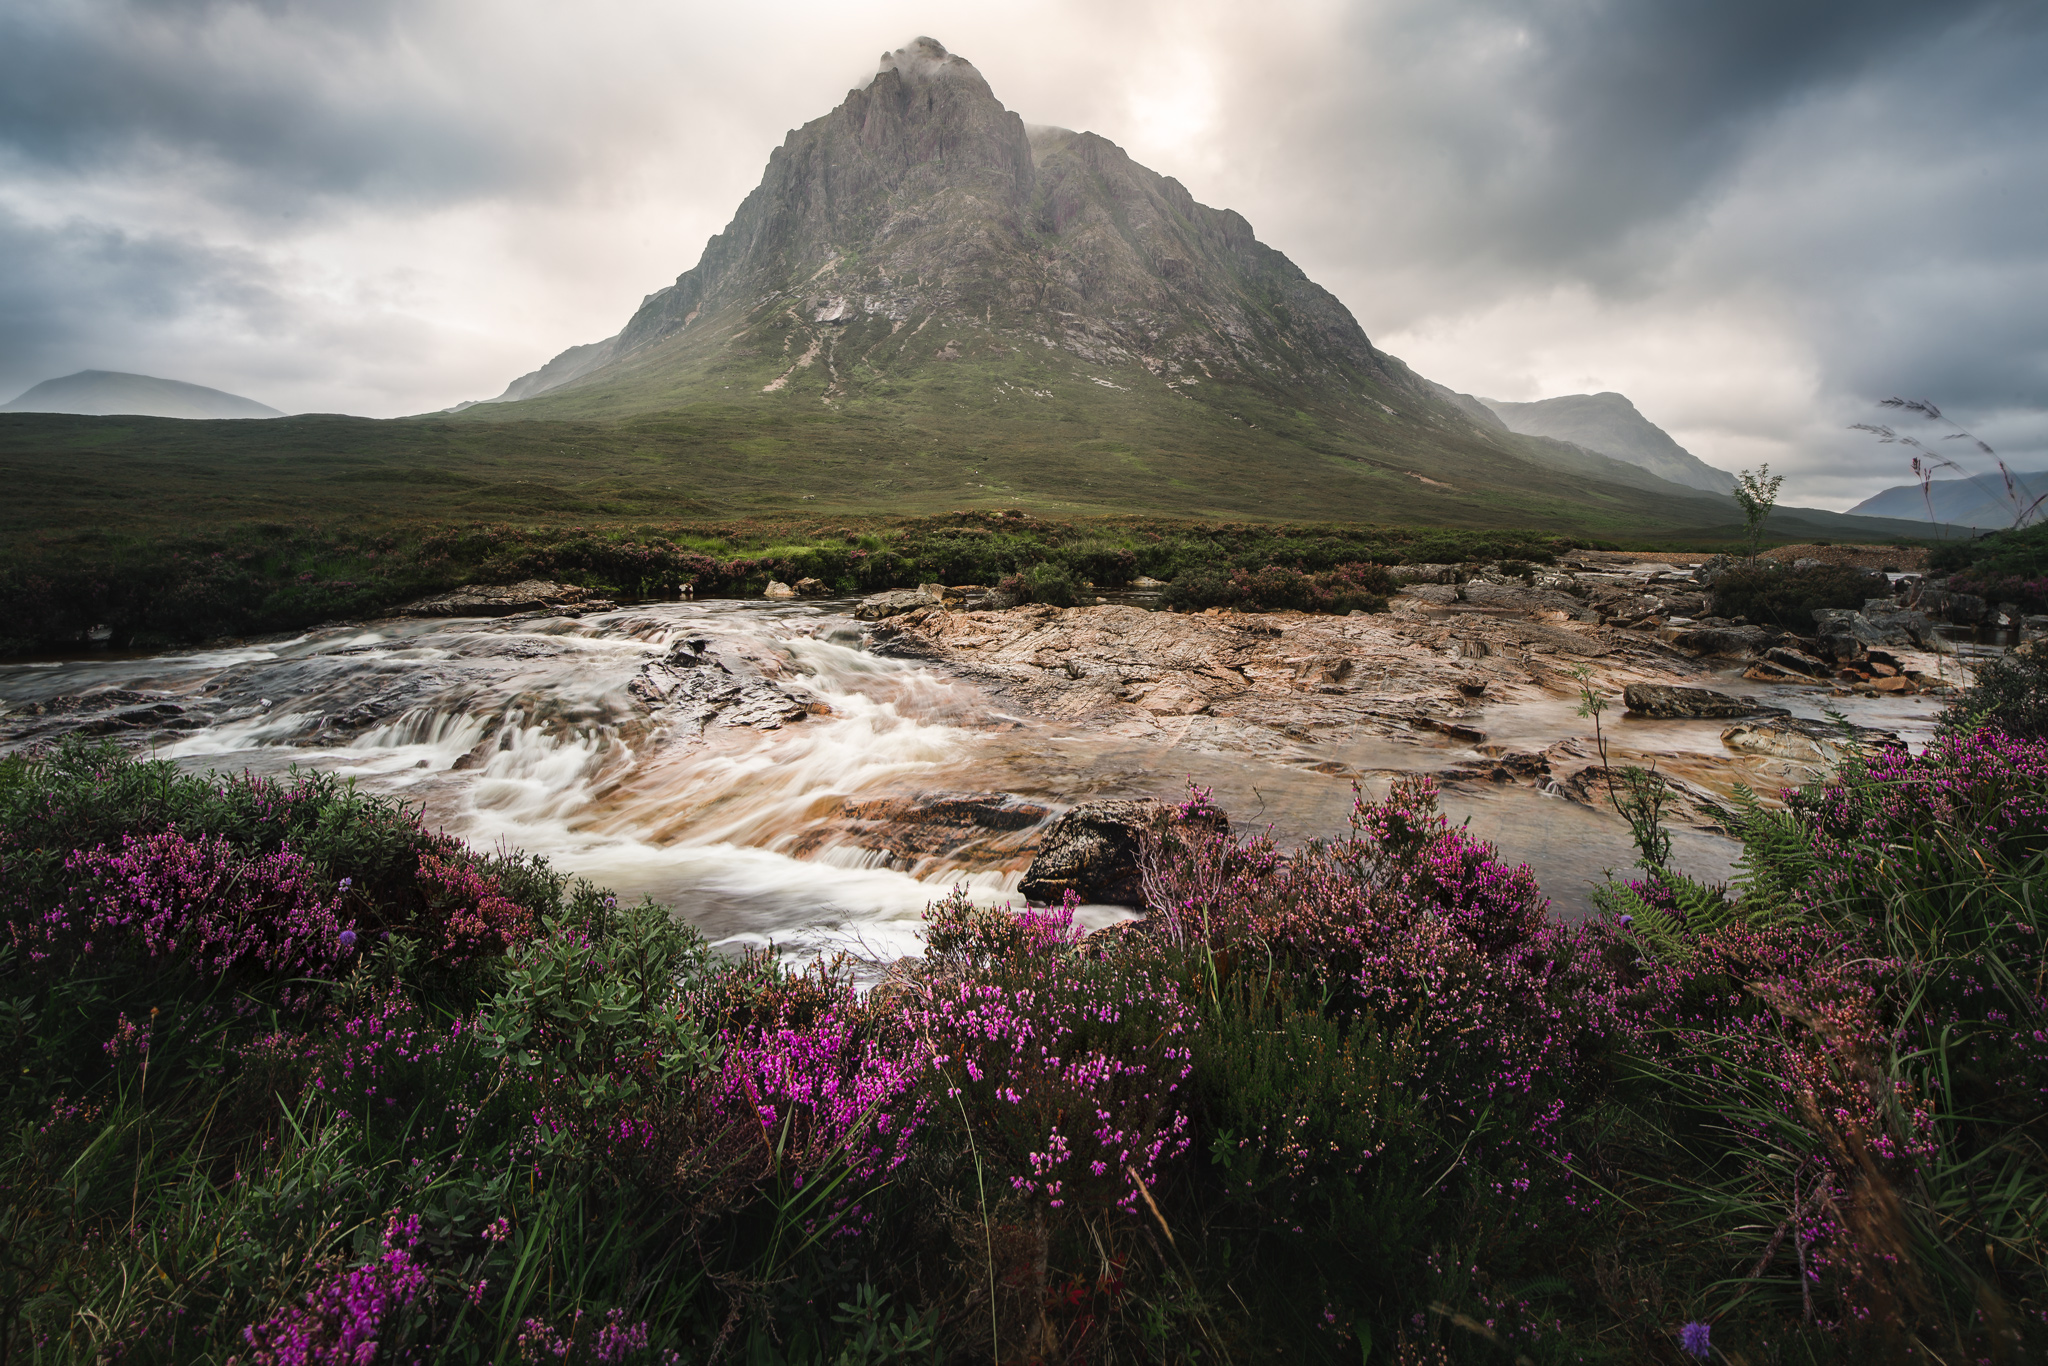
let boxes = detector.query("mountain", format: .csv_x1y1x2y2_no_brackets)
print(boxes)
453,37,1813,534
2,370,281,419
0,36,1924,544
1849,469,2048,529
1476,393,1734,495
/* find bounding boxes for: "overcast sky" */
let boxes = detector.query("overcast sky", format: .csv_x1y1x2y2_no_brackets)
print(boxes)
2,0,2042,508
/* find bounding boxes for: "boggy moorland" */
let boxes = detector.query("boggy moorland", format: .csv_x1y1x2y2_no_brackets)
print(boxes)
3,519,2046,1364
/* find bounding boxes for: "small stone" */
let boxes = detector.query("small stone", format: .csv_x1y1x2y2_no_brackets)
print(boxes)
763,580,796,598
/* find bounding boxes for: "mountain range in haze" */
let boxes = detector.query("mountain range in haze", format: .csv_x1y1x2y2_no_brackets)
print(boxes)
2,370,281,419
1849,469,2048,528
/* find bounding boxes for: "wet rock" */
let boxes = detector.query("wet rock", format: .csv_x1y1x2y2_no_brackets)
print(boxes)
1391,563,1462,584
1415,716,1488,743
794,577,830,597
1763,645,1829,677
631,638,810,732
399,580,612,618
1462,580,1590,618
1623,684,1787,720
787,792,1054,871
1813,607,1928,649
854,588,941,620
1722,717,1898,763
1659,623,1775,658
1019,798,1227,907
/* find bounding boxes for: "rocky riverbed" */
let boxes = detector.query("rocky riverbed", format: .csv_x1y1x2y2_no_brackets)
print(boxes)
0,548,1987,944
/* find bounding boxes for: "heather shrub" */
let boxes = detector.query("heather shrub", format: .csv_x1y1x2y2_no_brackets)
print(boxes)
995,559,1081,606
1709,561,1887,626
911,895,1196,1217
1943,637,2048,739
1164,560,1393,614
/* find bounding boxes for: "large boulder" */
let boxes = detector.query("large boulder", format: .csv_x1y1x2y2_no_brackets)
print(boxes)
1658,623,1776,657
854,588,941,620
1018,798,1228,907
1623,683,1787,720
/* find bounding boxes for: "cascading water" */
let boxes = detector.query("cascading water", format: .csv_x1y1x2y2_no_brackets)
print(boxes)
52,600,1084,961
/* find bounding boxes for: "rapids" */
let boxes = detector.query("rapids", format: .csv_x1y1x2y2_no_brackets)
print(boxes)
0,597,1958,953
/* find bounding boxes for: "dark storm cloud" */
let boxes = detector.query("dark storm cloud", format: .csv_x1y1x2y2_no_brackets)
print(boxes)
0,205,286,396
0,0,528,206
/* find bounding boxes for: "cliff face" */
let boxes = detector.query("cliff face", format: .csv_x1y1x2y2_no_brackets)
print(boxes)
483,37,1429,414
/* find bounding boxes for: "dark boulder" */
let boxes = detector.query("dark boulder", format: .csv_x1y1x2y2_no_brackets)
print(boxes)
1623,684,1788,720
1659,623,1776,657
1019,798,1228,907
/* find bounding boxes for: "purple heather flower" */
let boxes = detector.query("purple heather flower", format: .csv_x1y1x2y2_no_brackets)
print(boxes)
1679,1320,1712,1359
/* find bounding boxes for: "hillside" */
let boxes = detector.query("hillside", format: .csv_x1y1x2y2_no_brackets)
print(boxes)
2,370,281,419
1477,392,1734,494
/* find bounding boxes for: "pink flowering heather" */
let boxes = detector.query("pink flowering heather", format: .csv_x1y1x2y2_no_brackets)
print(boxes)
715,1008,930,1185
909,965,1195,1214
17,827,350,993
241,1213,431,1366
515,1307,674,1364
416,852,535,966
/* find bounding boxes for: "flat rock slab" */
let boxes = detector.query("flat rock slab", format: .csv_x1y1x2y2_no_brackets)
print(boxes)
854,589,941,620
400,580,613,618
1722,717,1897,763
1623,683,1787,720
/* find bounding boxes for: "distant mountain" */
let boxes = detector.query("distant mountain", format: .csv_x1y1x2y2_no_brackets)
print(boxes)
1849,469,2048,528
1,371,281,419
1477,392,1734,495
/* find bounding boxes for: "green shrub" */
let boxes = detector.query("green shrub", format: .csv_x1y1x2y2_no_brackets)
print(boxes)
1164,561,1392,613
1943,639,2048,739
999,560,1082,606
1710,562,1886,627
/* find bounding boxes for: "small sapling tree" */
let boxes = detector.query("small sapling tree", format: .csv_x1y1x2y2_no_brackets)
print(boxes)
1733,464,1785,565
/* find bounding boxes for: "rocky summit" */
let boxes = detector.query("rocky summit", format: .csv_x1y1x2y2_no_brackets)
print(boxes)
485,37,1423,411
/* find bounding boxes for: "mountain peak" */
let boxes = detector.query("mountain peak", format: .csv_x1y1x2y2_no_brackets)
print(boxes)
1478,392,1734,495
873,36,982,89
477,37,1417,414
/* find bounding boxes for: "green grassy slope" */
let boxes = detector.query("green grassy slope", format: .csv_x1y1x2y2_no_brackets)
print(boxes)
1,390,1941,548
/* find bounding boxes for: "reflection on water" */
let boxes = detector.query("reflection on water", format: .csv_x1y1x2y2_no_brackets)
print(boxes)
10,597,1934,947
